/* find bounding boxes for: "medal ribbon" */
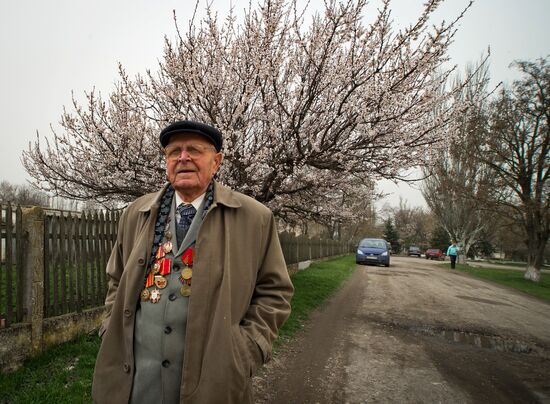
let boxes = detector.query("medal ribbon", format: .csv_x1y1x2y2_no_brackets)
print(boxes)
181,247,194,267
159,258,171,275
145,272,154,288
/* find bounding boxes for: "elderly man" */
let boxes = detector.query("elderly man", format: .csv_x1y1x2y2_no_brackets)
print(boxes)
92,121,294,403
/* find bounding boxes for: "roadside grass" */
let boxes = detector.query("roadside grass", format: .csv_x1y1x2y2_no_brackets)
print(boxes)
478,260,550,269
0,332,100,404
0,255,356,403
275,255,356,348
444,263,550,302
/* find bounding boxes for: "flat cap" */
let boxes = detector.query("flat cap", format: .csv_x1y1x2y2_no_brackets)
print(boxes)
159,120,223,151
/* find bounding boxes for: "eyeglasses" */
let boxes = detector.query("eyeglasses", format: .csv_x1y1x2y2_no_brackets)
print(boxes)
164,144,217,161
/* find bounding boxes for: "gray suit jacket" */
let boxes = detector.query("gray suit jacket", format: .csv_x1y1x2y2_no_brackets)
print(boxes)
130,196,206,404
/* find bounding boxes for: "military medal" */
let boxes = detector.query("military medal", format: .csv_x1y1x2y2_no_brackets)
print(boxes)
150,289,161,303
152,261,161,274
181,267,193,280
181,248,194,267
145,272,155,288
154,275,167,289
178,247,194,295
159,258,171,276
163,241,173,254
140,289,151,302
180,284,191,297
165,230,172,241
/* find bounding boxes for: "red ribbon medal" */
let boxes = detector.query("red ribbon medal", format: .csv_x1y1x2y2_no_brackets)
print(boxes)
159,257,171,276
145,271,155,288
181,247,194,267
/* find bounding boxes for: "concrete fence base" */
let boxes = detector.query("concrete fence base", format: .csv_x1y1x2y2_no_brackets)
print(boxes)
0,307,106,373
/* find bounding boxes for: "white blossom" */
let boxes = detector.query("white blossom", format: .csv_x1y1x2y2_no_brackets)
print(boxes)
24,0,479,226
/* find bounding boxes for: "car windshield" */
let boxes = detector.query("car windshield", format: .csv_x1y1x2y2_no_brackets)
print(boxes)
427,249,438,253
359,240,386,249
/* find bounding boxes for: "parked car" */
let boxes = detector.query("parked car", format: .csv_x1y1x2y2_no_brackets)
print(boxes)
356,238,390,267
425,248,445,260
408,246,422,257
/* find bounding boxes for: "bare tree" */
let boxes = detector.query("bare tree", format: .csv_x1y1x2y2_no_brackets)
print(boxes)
422,62,497,260
384,197,431,248
0,181,49,206
23,0,476,226
0,181,17,203
482,58,550,282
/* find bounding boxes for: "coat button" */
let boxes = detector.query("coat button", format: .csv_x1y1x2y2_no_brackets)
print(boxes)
138,258,145,265
173,264,181,272
164,326,172,334
123,363,131,373
124,309,132,317
162,360,170,368
169,294,176,301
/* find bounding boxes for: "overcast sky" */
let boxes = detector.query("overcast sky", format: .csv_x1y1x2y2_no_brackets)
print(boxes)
1,0,549,208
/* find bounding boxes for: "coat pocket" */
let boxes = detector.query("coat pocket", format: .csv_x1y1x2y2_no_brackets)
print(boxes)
232,325,263,378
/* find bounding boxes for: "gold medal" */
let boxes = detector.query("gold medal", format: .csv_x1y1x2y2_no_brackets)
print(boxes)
154,275,168,289
140,289,151,302
150,289,161,303
163,241,173,254
153,261,161,274
181,267,193,280
180,284,191,297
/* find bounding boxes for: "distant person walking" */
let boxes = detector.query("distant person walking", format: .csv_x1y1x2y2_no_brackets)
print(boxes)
447,241,459,269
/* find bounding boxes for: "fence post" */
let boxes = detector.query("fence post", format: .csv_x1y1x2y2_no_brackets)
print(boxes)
22,206,45,355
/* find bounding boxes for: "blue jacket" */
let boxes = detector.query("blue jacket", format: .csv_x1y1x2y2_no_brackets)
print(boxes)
447,244,459,256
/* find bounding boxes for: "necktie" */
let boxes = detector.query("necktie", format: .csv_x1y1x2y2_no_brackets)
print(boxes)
176,203,196,247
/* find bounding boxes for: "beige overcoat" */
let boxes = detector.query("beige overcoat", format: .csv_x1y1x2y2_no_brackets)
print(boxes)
92,181,294,403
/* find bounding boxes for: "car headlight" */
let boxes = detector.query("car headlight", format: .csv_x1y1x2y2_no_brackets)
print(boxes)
357,249,364,255
381,251,388,256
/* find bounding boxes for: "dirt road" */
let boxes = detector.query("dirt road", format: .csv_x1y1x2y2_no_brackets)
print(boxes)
253,256,550,403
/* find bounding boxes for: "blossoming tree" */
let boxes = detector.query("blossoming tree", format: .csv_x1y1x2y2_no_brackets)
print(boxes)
24,0,474,226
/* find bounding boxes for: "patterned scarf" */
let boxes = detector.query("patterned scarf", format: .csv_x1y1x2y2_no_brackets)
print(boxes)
145,182,215,275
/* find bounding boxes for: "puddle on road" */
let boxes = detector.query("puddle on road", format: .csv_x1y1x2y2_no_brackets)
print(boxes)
439,329,533,354
366,316,550,358
406,324,548,358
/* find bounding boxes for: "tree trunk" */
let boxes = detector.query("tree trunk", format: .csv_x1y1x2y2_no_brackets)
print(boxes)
523,230,546,283
524,265,540,282
457,237,474,264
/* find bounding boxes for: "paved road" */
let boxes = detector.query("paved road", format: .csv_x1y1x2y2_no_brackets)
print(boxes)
253,256,550,403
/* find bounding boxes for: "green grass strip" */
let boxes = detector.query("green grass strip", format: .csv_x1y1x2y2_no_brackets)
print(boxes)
479,260,550,269
442,263,550,302
0,333,100,404
275,255,356,348
0,255,356,403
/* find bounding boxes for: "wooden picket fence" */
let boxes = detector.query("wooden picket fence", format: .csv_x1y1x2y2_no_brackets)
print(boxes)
0,205,120,327
279,232,353,264
0,203,24,327
44,209,120,318
0,203,353,329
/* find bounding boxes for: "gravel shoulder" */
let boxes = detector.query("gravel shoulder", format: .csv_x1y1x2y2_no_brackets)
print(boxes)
253,257,550,403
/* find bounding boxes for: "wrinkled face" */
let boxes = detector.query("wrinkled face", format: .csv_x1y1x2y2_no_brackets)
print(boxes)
164,133,222,201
